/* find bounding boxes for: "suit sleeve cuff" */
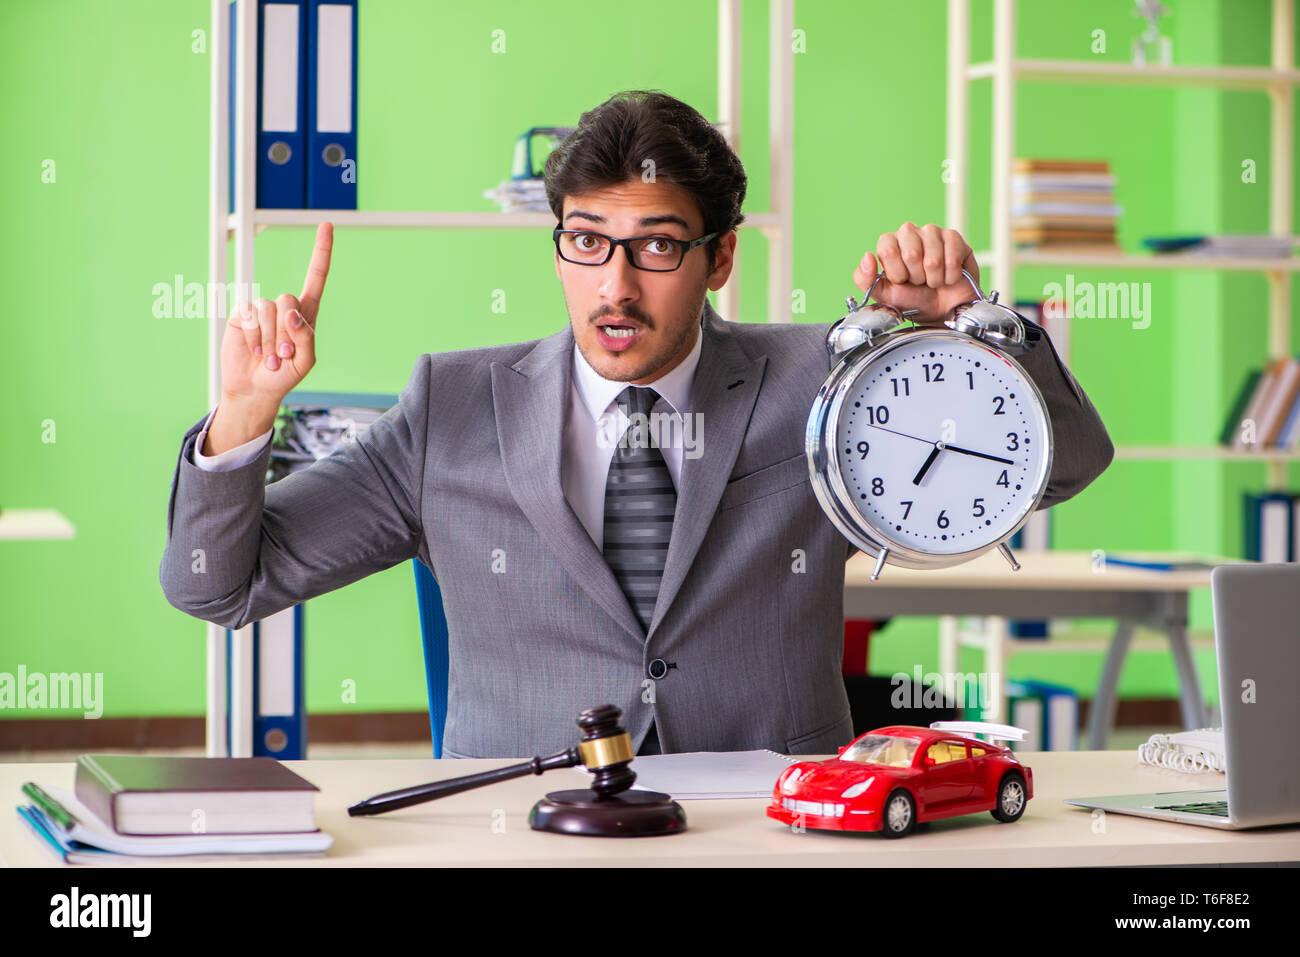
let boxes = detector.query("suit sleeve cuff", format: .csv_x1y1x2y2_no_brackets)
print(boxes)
192,406,274,471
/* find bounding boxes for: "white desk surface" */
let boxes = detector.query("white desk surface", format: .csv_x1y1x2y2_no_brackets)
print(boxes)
3,752,1297,867
845,549,1239,592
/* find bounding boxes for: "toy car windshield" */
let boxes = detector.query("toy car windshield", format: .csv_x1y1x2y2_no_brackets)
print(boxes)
839,734,920,768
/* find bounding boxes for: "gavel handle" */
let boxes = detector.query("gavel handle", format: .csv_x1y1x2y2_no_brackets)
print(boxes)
347,748,580,816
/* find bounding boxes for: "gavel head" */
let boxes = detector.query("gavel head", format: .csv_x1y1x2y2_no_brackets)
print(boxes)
574,705,637,797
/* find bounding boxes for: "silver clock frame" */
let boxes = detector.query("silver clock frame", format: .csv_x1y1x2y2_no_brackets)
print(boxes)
806,282,1054,581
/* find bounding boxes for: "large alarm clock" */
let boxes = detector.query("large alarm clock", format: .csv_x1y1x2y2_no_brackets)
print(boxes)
806,270,1053,580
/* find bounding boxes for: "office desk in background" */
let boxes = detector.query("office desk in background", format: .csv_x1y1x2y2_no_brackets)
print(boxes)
844,550,1237,748
3,755,1297,867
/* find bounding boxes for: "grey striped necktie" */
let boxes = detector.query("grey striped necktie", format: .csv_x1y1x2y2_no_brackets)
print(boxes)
603,386,677,631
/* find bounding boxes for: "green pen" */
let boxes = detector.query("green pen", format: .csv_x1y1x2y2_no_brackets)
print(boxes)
21,782,78,832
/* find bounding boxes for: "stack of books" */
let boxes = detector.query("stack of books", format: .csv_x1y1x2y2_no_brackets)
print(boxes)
1011,158,1123,253
1221,357,1300,450
17,755,332,864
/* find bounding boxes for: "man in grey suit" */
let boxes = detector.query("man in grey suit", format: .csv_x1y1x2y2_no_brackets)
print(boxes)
161,91,1113,758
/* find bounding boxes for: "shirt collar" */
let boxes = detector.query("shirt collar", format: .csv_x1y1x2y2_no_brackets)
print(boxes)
571,312,704,421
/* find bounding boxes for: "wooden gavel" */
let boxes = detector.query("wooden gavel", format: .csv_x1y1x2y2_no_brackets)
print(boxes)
347,704,637,817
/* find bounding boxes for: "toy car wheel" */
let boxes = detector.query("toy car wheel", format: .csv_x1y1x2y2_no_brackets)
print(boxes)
991,772,1027,823
882,789,916,838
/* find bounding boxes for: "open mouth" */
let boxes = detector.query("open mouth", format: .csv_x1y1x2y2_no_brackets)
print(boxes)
595,320,646,351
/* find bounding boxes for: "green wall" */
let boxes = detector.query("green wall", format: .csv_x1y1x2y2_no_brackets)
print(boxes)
2,0,1297,723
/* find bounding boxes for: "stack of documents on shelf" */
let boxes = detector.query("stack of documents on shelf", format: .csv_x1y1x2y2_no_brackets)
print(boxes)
483,177,549,212
1223,357,1300,450
16,756,332,865
269,392,393,483
1098,553,1223,572
1011,158,1122,253
628,750,798,799
1145,235,1297,257
1183,234,1297,258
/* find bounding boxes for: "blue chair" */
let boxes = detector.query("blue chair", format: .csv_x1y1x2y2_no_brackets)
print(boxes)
412,560,450,757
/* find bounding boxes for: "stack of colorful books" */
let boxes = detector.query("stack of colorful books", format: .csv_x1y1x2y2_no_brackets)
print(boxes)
1011,158,1123,254
1222,357,1300,451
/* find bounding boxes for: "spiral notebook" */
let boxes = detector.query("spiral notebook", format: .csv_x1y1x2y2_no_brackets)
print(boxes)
628,750,798,799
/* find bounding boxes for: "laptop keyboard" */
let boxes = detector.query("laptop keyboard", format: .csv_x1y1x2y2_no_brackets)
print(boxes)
1152,801,1228,816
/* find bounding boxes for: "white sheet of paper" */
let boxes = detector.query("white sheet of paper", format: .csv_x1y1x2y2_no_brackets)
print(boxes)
628,750,798,800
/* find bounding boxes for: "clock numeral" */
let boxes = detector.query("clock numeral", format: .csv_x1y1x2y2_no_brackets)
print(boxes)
923,362,945,383
966,370,975,390
936,509,949,529
865,405,890,425
871,477,884,496
899,500,913,519
992,395,1006,415
856,440,870,459
1006,432,1020,451
972,497,985,517
890,377,910,397
996,470,1010,487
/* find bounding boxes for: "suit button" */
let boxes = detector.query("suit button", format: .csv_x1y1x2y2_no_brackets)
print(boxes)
647,659,672,680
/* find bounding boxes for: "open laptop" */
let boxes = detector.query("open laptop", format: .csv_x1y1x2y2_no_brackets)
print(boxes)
1064,563,1300,829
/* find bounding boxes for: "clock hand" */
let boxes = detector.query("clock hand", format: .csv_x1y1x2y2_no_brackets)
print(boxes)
912,444,942,485
864,424,935,445
942,444,1016,466
864,424,1016,466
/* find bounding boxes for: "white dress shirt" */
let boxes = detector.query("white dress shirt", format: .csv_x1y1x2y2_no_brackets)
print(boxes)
192,322,704,553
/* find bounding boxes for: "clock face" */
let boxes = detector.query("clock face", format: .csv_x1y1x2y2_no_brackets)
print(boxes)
831,333,1051,557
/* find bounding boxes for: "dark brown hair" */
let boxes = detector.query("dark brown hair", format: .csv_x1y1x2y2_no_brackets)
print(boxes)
544,91,747,267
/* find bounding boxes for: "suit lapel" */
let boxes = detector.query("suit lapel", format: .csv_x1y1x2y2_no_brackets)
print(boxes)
647,301,767,638
491,327,646,644
491,302,768,646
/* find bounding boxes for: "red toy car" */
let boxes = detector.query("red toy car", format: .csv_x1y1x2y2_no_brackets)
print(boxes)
766,725,1033,837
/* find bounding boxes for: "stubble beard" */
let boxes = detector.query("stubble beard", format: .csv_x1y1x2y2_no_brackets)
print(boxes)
572,282,708,383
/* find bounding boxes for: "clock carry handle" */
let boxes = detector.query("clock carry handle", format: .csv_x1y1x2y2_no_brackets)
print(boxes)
859,266,986,310
832,268,991,358
944,270,1030,357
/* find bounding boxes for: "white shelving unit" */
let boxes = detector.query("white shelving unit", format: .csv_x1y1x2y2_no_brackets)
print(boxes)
950,0,1299,481
941,0,1299,729
205,0,796,757
0,509,75,541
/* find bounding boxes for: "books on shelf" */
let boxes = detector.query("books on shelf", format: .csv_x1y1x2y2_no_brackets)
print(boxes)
1003,680,1078,752
1012,158,1122,253
1222,358,1300,449
1243,491,1299,562
959,678,1078,752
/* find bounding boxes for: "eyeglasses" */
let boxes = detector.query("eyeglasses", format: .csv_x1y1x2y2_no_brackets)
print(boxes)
553,227,721,272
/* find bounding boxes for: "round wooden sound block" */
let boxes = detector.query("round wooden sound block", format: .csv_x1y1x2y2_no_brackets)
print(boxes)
528,789,687,837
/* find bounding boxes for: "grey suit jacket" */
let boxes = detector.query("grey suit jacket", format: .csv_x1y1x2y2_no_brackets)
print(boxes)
160,300,1113,758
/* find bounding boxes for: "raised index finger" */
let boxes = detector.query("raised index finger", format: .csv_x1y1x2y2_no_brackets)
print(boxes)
298,221,334,324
